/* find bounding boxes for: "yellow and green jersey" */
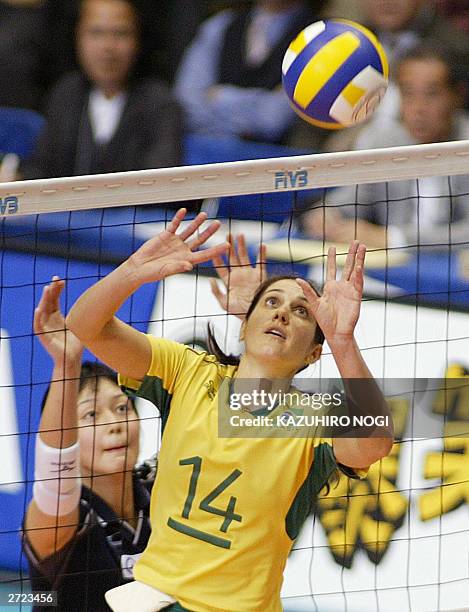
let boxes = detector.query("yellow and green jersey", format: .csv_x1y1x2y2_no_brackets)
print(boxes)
120,335,362,612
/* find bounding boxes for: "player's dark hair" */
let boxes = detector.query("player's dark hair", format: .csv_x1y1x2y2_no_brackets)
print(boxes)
207,275,324,368
320,469,341,497
79,360,118,392
395,44,464,89
40,361,135,414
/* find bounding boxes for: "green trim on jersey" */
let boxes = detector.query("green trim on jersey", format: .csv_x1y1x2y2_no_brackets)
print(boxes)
167,604,191,612
285,441,338,540
138,375,172,432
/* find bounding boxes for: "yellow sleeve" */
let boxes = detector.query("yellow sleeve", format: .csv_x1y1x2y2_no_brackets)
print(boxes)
118,335,188,394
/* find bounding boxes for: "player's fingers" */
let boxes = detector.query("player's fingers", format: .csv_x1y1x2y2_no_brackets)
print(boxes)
296,279,319,312
226,234,240,267
356,243,366,269
187,220,221,250
210,279,227,310
47,276,64,301
209,277,221,298
326,246,337,281
212,254,228,281
39,285,56,316
236,234,250,266
257,243,267,280
351,244,366,292
44,279,64,314
179,211,210,241
342,241,359,282
352,270,364,294
166,208,188,234
191,242,230,265
36,284,48,310
161,260,193,278
33,306,44,335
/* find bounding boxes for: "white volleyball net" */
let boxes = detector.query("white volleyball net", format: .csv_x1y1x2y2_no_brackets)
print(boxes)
1,140,469,611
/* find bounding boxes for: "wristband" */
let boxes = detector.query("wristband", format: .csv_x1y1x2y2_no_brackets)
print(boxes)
33,436,81,516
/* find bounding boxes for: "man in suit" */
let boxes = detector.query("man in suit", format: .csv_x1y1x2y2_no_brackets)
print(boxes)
174,1,325,145
42,0,206,87
301,46,469,249
21,0,182,179
0,0,47,110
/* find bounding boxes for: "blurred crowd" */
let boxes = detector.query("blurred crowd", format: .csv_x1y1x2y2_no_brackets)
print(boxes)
0,0,468,247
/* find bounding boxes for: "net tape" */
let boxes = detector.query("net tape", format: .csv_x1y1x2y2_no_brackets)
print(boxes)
0,140,468,216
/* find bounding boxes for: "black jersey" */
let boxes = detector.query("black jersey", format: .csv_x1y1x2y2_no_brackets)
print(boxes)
23,475,152,612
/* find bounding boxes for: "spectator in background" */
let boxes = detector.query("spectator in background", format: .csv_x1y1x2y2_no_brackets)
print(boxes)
290,0,469,152
324,0,468,81
0,0,47,109
436,0,469,33
353,0,469,128
20,0,181,180
174,1,325,145
155,1,206,83
435,1,469,109
43,0,206,87
301,46,469,250
41,1,81,89
322,0,363,21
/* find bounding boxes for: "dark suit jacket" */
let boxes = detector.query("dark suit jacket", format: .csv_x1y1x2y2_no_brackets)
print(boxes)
22,71,183,179
0,3,47,109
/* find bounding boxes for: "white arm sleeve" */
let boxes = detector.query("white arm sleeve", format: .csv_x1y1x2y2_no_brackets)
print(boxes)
33,436,81,517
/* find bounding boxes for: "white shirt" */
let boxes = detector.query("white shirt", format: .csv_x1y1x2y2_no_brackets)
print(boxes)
88,89,127,144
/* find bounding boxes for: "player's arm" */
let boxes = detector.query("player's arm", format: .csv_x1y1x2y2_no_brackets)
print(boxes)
66,209,229,380
65,264,151,381
297,242,393,469
327,337,393,468
25,278,82,559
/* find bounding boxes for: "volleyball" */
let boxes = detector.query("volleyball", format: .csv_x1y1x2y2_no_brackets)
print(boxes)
282,19,389,129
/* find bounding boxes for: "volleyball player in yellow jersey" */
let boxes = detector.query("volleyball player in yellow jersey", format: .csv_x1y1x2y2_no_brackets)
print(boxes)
66,209,394,612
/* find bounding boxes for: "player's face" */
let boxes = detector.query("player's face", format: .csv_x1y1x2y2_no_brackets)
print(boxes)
77,378,139,477
362,0,423,32
398,59,458,144
241,279,321,376
77,0,139,94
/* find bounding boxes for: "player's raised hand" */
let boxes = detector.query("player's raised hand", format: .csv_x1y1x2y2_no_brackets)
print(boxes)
127,208,229,285
34,277,83,365
210,234,266,319
297,241,365,347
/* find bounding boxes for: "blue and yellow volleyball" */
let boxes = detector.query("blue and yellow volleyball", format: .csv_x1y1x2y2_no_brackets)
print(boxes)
282,20,389,129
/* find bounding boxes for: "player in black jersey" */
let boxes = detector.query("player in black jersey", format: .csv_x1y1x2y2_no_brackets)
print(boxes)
23,277,154,612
